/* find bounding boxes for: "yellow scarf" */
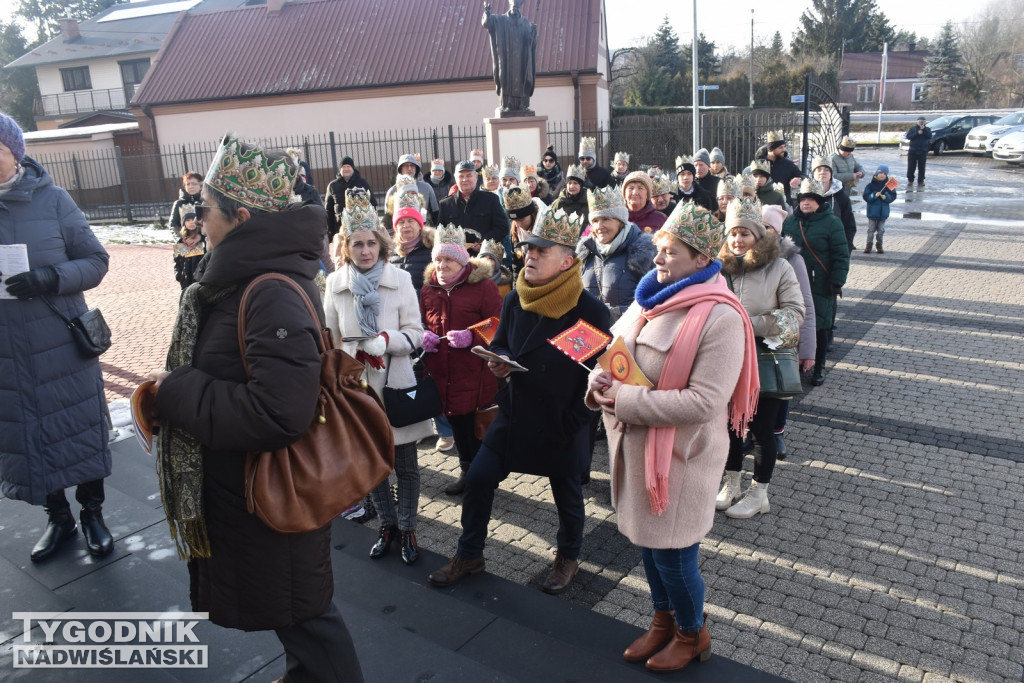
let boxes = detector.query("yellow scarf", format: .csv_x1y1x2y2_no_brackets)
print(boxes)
516,259,584,319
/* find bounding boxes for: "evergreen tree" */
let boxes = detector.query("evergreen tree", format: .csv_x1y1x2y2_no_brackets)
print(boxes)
769,32,785,59
791,0,894,56
921,22,967,105
18,0,122,42
0,22,40,131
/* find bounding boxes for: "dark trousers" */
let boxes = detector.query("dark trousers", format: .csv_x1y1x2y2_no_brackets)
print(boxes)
46,478,105,513
456,443,585,561
448,412,481,468
274,603,364,683
726,397,783,484
773,400,790,434
907,153,927,184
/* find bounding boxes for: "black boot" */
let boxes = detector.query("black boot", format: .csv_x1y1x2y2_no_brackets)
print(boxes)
369,524,397,559
31,491,77,562
445,463,469,496
811,365,825,386
76,479,113,557
400,530,419,565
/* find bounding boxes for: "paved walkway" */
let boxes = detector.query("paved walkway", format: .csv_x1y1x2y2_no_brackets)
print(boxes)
82,149,1024,682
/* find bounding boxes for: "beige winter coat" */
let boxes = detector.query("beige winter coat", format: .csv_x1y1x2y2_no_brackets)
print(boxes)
587,292,745,549
718,236,805,346
323,260,434,445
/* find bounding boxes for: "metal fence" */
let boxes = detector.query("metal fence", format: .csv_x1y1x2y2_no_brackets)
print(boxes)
34,111,844,223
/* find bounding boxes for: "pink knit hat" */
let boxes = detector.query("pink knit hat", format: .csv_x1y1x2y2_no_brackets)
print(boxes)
761,204,787,234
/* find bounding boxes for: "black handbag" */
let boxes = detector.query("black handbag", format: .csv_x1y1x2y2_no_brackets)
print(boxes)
42,296,112,358
757,345,802,399
382,333,443,428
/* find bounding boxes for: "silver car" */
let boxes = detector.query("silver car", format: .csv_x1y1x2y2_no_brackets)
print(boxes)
964,111,1024,156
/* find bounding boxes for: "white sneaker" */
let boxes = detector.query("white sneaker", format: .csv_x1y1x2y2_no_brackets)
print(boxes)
715,471,743,511
436,436,455,452
725,481,770,519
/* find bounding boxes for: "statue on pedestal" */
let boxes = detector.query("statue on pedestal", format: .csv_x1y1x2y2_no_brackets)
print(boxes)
482,0,537,118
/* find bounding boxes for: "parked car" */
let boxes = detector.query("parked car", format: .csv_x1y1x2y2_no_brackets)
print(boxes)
964,111,1024,156
899,114,999,156
992,130,1024,164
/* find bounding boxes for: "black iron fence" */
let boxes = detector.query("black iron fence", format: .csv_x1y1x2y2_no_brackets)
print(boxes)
33,110,844,223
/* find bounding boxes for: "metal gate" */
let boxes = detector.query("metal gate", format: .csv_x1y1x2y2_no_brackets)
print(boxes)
798,75,849,174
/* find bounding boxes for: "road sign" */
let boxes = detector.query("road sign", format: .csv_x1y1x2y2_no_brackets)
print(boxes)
697,85,719,91
791,95,805,104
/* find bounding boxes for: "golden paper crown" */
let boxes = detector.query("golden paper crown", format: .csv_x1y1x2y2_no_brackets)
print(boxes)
479,238,505,262
660,201,723,259
395,174,417,191
533,208,582,248
482,163,500,179
725,196,764,232
839,135,856,150
797,177,826,198
566,163,587,182
738,173,757,197
766,129,785,144
503,182,533,212
205,134,298,212
811,155,832,173
613,151,630,163
716,177,739,199
675,155,694,173
178,202,196,223
588,184,625,213
652,173,676,196
749,159,771,176
521,163,538,181
396,191,421,211
435,223,467,249
500,155,520,178
342,188,380,236
578,136,597,158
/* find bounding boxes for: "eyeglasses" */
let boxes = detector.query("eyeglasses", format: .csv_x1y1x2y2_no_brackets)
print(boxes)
194,204,218,220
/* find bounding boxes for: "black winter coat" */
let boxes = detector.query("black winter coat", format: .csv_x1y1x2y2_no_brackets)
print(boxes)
389,227,434,295
169,187,202,236
438,189,509,243
156,203,332,631
675,183,715,212
697,173,721,198
577,224,656,320
324,169,375,241
484,284,611,477
585,164,613,189
549,187,589,224
426,171,455,204
755,145,802,204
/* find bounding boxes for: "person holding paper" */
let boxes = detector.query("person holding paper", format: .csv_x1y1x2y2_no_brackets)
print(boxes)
0,111,114,562
585,201,758,672
419,225,502,495
428,208,610,595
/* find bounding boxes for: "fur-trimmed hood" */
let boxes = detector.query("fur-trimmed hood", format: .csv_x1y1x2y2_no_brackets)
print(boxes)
719,233,780,275
422,256,494,287
394,226,434,258
776,235,801,261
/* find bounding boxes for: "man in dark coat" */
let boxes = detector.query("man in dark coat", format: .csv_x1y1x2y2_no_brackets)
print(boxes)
693,147,721,198
150,136,363,680
578,136,612,189
0,112,114,563
428,209,611,595
674,156,715,212
324,156,374,242
438,160,509,244
755,131,802,204
905,116,932,187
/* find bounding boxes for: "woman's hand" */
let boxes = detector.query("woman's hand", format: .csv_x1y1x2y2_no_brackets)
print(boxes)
800,359,815,372
591,378,621,414
588,370,612,396
146,370,170,391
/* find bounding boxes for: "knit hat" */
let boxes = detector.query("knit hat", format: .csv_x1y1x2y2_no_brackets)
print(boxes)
542,145,558,162
0,112,25,162
517,208,582,249
501,155,520,179
767,130,786,151
430,158,445,172
613,151,630,164
339,155,355,169
693,148,711,166
811,155,832,174
205,134,299,212
393,192,424,229
675,155,696,176
397,153,420,173
761,204,787,234
710,147,725,164
874,164,889,177
565,163,586,184
658,201,723,259
621,170,654,201
838,136,856,152
342,188,380,237
588,185,628,225
725,196,765,239
796,178,826,202
503,183,536,219
578,136,597,160
749,159,771,178
433,224,470,266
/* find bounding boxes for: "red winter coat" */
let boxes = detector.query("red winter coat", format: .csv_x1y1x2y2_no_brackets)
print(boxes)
420,258,503,416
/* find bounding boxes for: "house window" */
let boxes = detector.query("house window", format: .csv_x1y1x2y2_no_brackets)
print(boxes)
119,58,150,87
912,83,926,102
60,66,92,92
857,84,876,103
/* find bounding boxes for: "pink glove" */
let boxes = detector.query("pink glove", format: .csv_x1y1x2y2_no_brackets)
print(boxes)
446,329,473,349
422,330,440,353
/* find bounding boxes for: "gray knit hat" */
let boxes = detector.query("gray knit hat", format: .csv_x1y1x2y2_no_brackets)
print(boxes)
710,147,725,164
694,148,711,166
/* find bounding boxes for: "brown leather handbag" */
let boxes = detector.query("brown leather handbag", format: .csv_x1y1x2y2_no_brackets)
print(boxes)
237,274,395,534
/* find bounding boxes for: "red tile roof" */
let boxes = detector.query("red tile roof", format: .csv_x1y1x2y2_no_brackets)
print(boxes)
840,51,930,81
134,0,603,105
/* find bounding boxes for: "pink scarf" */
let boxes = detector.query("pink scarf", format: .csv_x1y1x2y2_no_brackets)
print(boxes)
633,276,759,515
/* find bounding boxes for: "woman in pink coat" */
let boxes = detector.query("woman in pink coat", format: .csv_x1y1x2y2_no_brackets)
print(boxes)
587,202,758,673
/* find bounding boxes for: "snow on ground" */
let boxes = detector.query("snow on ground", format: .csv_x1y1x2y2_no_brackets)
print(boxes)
91,223,176,246
108,398,136,444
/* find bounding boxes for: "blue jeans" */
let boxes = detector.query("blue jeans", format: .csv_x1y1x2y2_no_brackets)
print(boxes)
434,415,453,438
457,443,584,560
640,544,705,631
369,442,419,531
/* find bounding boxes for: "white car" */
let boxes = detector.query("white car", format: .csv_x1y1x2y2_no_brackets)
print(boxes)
964,111,1024,155
992,131,1024,164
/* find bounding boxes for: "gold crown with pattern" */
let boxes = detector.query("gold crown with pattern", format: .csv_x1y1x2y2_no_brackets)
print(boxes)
660,201,723,259
797,177,826,198
613,151,630,163
395,174,417,191
716,177,738,199
738,173,757,197
578,136,597,158
811,155,832,173
501,155,520,177
725,196,764,232
479,238,505,261
588,184,625,213
435,223,467,249
566,163,587,182
533,208,583,248
178,202,196,223
205,134,299,212
342,188,380,236
766,129,785,144
503,182,533,212
396,191,421,211
749,159,771,176
652,173,676,196
482,163,500,179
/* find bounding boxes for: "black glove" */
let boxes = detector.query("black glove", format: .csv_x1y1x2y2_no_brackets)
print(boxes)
5,266,59,299
830,283,843,297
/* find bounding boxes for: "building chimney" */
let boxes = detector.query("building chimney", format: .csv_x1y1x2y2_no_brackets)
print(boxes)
59,18,80,42
266,0,286,15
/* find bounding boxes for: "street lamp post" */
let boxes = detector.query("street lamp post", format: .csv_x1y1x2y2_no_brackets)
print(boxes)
691,0,699,152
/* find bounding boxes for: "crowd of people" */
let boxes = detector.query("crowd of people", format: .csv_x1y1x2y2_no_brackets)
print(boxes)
2,100,898,680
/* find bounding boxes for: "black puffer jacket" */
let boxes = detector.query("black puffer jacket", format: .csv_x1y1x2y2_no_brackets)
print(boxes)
426,171,455,204
156,203,332,631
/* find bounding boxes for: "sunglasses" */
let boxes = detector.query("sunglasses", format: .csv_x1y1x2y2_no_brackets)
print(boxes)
194,204,218,220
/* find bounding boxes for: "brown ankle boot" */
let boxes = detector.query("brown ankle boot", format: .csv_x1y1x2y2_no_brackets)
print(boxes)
623,610,675,662
645,618,711,672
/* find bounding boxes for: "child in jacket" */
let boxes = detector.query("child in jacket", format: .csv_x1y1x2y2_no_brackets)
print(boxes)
862,165,897,254
172,211,206,289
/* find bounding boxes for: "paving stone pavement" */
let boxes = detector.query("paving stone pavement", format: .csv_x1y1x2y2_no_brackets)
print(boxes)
87,149,1024,682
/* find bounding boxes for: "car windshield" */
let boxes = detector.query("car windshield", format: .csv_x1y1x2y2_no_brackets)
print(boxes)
994,112,1024,126
928,116,955,129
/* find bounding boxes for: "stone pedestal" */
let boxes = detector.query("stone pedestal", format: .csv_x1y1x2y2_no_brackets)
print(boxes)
485,115,548,168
